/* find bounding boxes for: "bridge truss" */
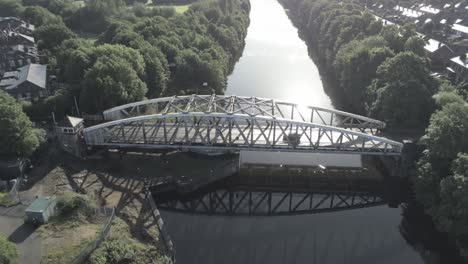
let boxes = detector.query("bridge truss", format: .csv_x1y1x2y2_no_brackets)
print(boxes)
154,189,385,216
102,95,385,134
84,113,402,155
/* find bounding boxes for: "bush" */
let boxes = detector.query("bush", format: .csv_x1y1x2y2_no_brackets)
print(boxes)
0,233,18,264
89,218,172,264
56,193,93,217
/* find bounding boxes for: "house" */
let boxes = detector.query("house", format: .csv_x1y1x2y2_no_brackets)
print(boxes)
0,64,48,101
448,54,468,82
57,116,84,134
0,17,35,35
452,23,468,38
25,196,57,225
424,38,455,70
56,116,86,157
0,44,39,72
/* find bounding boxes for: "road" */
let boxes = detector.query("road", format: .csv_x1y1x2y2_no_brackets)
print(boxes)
0,202,41,264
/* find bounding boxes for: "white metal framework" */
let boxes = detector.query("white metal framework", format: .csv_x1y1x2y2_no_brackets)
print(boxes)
84,113,402,155
102,95,385,134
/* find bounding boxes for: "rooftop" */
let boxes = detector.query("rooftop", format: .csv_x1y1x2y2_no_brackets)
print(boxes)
453,23,468,34
451,54,468,69
424,39,444,53
26,196,56,213
58,116,84,128
0,64,47,90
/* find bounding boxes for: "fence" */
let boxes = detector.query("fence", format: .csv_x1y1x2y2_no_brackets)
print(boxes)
147,191,176,263
70,207,115,264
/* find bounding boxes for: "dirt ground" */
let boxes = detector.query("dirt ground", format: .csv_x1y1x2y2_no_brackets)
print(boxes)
18,147,238,261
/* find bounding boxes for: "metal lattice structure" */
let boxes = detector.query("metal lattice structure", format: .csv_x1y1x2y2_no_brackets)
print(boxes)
154,189,385,216
102,95,385,133
84,113,402,155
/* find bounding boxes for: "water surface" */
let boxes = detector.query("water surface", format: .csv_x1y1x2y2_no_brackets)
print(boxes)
161,0,424,263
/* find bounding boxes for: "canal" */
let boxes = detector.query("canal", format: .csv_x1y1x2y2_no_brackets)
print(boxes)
159,0,424,263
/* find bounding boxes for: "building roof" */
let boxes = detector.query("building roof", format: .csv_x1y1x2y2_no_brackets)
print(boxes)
26,196,56,213
451,54,468,69
420,5,440,14
424,38,448,53
453,23,468,34
0,17,35,31
0,64,47,90
58,116,84,128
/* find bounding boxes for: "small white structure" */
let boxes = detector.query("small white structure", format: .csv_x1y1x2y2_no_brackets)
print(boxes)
56,116,85,157
25,196,57,225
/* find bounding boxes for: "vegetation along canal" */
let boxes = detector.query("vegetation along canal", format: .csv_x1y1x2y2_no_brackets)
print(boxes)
157,0,442,263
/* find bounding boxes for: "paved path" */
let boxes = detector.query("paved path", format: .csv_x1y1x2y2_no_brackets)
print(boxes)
0,202,42,264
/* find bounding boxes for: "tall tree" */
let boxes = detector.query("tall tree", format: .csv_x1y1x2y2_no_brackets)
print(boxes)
0,91,44,157
80,55,147,113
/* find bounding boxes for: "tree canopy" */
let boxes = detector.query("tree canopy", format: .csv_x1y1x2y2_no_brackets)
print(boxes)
0,91,44,157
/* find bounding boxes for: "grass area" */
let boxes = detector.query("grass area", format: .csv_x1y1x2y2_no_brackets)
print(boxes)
146,0,191,14
170,4,191,13
89,218,171,264
37,193,107,264
0,192,17,207
73,0,85,8
0,233,18,264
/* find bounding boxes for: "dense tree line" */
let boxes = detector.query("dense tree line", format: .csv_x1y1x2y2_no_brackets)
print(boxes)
0,0,249,157
280,0,437,129
0,0,249,115
281,0,468,254
415,83,468,250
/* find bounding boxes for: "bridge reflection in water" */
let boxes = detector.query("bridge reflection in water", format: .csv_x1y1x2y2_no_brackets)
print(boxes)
155,164,414,264
151,162,407,216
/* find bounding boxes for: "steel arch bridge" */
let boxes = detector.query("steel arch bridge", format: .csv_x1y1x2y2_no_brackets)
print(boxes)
84,112,402,155
102,95,385,134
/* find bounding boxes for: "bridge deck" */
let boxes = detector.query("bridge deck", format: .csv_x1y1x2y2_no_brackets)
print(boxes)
84,113,402,155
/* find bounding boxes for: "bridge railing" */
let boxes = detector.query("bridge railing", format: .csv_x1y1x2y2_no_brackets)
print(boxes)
84,113,402,155
102,95,385,133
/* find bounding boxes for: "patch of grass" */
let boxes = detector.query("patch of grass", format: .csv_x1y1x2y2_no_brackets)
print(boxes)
152,4,191,13
0,192,17,207
89,218,171,264
0,233,18,264
40,238,92,264
38,193,104,264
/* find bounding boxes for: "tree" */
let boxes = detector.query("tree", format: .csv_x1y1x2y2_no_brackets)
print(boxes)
368,52,437,128
80,55,147,113
424,102,468,164
404,36,427,57
22,6,61,27
432,153,468,239
334,36,394,113
0,233,17,264
432,81,465,108
0,91,44,157
138,46,170,98
0,0,23,17
35,23,76,50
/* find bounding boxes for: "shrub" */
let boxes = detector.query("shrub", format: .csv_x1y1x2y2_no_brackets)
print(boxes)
0,233,18,264
56,193,93,217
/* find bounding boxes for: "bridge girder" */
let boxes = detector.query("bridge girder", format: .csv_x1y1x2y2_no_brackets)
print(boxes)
102,95,385,134
84,113,402,155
